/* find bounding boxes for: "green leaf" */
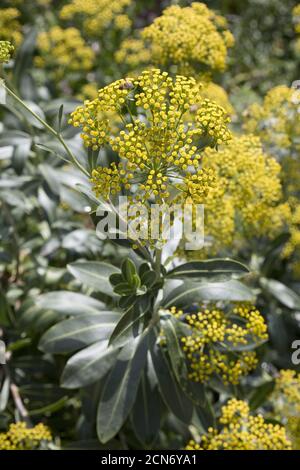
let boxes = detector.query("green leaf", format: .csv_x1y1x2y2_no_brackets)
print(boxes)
160,315,205,406
0,130,31,147
113,282,133,296
39,312,121,353
161,315,188,384
162,279,254,308
12,142,31,174
0,377,10,412
61,340,120,389
166,259,249,281
68,261,120,296
260,278,300,310
109,297,150,347
109,273,123,286
14,28,37,92
131,369,162,446
20,101,46,129
121,258,137,283
150,343,193,424
36,291,106,316
97,329,154,443
261,233,290,276
249,381,275,410
57,104,64,133
141,270,157,288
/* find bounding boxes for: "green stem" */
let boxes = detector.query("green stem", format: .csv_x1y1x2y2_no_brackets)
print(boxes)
3,83,90,177
155,248,162,277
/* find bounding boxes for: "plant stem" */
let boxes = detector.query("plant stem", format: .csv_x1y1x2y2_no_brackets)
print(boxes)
3,83,89,177
155,248,162,277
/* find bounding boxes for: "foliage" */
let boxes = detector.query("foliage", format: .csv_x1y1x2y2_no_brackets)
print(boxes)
0,0,299,452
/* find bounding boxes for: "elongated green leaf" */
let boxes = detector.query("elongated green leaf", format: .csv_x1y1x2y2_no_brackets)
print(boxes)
131,369,162,446
61,341,120,389
161,315,187,384
160,315,206,406
260,278,300,310
0,131,31,147
121,258,137,283
0,377,10,412
150,343,193,424
97,329,154,443
13,28,37,91
109,297,150,347
166,259,249,280
68,261,120,296
39,312,120,353
36,291,106,316
249,381,275,410
12,142,31,174
162,279,254,308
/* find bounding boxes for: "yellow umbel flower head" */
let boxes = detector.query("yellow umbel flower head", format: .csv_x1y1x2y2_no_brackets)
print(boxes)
69,69,231,205
244,85,300,198
169,303,267,385
117,3,234,76
60,0,132,38
271,369,300,449
35,26,95,81
0,422,52,450
186,399,292,450
201,134,288,253
244,85,300,157
200,82,234,115
0,8,22,46
0,40,14,63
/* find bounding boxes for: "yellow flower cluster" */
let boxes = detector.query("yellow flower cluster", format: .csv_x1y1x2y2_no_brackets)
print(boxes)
244,85,300,199
186,399,291,450
0,40,14,63
273,370,300,415
115,38,152,71
195,99,231,146
35,26,95,80
0,422,52,450
0,8,22,46
60,0,132,38
70,69,231,205
202,135,289,249
172,303,267,384
91,163,132,199
200,82,234,115
271,370,300,449
117,3,234,77
244,86,300,156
